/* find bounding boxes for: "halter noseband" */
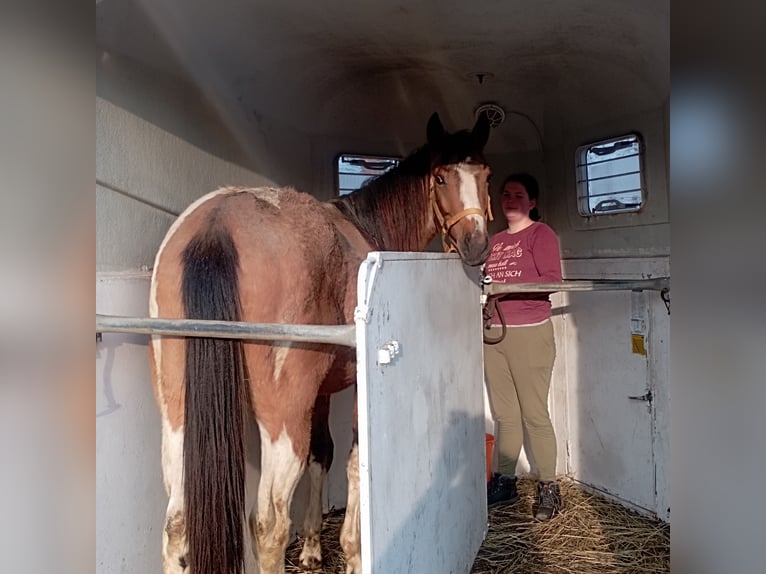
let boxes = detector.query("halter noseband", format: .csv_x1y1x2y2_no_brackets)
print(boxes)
429,181,494,254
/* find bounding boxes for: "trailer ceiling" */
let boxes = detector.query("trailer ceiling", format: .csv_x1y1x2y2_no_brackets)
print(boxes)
96,0,668,153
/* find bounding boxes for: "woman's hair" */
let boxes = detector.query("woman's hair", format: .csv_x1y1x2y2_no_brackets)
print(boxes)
502,172,541,221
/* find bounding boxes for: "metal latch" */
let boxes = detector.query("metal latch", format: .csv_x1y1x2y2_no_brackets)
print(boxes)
377,340,401,365
628,390,652,402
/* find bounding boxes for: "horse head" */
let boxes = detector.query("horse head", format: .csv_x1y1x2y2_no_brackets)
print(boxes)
426,112,493,266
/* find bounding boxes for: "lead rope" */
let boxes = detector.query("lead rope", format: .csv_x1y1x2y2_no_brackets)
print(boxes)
481,274,507,345
430,182,502,342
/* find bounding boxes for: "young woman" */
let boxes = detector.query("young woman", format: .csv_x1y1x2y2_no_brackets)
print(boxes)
483,172,563,520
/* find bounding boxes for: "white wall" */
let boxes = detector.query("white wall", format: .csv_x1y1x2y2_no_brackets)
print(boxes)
96,273,164,573
96,98,278,270
97,52,317,271
557,258,669,520
546,104,670,260
546,104,669,519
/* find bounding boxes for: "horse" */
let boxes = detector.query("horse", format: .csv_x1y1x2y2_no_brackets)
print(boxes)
148,112,493,574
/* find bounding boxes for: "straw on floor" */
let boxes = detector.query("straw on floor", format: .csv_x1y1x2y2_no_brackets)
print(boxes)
285,477,670,574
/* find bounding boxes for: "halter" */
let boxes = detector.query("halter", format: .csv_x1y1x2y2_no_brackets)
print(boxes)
429,181,494,253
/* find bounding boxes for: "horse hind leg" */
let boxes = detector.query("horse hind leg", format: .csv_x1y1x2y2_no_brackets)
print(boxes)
340,393,362,574
252,422,307,574
160,419,189,573
152,334,189,573
299,395,334,571
340,441,362,574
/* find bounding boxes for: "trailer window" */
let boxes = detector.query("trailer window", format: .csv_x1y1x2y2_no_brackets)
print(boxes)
337,154,399,196
576,133,644,215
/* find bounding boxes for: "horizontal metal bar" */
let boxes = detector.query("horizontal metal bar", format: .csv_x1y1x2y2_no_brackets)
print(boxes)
579,173,640,186
577,170,641,185
486,278,669,295
96,178,181,217
96,314,357,347
576,151,641,168
577,187,644,200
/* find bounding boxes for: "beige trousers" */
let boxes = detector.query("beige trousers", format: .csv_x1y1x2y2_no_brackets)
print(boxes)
483,319,557,482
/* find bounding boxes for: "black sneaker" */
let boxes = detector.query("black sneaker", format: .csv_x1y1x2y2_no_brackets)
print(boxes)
534,481,562,520
487,473,519,507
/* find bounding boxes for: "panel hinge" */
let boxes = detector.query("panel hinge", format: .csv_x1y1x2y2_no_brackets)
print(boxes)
628,390,653,403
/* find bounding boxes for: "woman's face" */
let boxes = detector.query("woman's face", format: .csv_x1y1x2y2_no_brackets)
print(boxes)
501,182,536,220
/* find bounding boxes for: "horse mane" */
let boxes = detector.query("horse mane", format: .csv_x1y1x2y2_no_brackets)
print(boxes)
330,145,434,251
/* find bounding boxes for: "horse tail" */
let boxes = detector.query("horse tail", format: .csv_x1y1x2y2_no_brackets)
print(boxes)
181,222,246,574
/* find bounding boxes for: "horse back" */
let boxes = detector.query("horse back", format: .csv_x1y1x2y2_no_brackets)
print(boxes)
150,186,371,426
154,186,361,321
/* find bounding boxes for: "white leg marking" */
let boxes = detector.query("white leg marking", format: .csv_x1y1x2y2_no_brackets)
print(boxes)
254,424,306,574
457,164,486,232
299,456,325,570
340,444,362,574
273,343,291,381
161,423,187,573
149,333,167,426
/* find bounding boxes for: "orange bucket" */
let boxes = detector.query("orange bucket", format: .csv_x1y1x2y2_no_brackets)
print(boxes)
485,434,495,483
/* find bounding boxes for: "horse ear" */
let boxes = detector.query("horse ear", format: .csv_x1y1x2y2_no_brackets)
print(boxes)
472,111,491,149
427,112,446,145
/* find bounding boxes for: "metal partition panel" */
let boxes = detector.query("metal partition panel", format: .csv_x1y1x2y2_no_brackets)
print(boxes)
355,252,487,574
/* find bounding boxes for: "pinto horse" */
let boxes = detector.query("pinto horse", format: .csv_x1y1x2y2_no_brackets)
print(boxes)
149,112,492,574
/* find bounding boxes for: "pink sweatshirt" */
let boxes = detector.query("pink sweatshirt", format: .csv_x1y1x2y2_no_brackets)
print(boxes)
484,222,562,326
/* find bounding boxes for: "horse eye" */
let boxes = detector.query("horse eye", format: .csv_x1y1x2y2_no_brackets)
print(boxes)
435,174,445,185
